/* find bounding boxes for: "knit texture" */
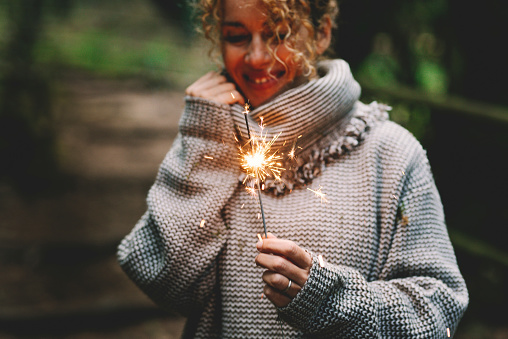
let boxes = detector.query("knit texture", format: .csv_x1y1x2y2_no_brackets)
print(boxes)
117,59,468,338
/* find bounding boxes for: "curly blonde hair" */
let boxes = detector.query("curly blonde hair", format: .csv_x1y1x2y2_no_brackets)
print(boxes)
194,0,339,77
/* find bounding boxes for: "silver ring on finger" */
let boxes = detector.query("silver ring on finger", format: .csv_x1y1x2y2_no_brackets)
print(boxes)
283,279,292,293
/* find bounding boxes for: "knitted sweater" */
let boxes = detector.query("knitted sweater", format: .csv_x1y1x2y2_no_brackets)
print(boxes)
117,60,468,338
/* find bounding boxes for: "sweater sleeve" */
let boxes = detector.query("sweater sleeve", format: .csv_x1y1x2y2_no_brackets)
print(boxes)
277,144,468,338
117,97,241,315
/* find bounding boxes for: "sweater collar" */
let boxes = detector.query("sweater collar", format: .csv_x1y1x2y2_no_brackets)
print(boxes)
230,59,390,195
231,59,361,155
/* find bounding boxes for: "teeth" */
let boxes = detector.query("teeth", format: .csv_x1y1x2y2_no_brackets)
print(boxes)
253,77,269,84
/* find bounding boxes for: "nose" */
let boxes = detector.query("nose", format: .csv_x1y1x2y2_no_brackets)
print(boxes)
245,34,271,68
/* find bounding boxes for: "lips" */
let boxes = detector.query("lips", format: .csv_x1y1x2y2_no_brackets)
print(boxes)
244,70,285,90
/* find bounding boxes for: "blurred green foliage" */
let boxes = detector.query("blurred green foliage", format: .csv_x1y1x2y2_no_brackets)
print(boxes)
31,0,212,87
0,0,211,193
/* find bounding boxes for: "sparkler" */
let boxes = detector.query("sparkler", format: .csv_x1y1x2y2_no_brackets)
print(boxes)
240,130,284,183
239,102,284,237
239,103,291,339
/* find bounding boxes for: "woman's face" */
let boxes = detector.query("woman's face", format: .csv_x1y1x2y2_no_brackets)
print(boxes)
221,0,308,107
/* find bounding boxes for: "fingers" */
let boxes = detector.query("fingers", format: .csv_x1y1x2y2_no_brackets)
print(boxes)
256,234,311,308
185,71,217,96
185,71,245,105
262,271,300,298
265,232,277,239
257,237,312,270
256,252,309,287
214,88,245,105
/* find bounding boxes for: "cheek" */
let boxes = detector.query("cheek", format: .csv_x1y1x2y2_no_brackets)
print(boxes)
282,60,301,81
222,47,243,73
275,46,302,77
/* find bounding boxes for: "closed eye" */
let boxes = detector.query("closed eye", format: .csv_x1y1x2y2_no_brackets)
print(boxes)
223,34,250,44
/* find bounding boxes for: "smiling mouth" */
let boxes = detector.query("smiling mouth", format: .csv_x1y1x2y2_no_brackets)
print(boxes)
245,71,285,87
253,77,271,84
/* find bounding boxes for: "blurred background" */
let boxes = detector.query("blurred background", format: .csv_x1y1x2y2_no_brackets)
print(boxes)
0,0,506,338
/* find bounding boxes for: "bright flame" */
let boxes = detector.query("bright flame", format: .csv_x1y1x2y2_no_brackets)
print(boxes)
239,130,284,184
246,152,265,169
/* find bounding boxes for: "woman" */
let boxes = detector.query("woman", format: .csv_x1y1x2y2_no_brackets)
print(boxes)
118,0,468,337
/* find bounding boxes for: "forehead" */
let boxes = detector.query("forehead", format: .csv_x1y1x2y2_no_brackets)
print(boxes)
222,0,267,22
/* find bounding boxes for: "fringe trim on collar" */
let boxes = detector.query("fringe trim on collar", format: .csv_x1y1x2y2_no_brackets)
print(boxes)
240,101,390,196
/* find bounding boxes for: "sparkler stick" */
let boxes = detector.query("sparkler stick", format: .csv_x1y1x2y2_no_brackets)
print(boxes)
243,102,268,238
244,103,252,145
241,103,287,339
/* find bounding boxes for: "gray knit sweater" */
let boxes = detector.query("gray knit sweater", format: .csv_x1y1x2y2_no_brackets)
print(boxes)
117,60,468,338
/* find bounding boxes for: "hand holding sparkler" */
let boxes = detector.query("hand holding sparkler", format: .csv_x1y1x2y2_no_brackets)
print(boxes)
255,233,312,308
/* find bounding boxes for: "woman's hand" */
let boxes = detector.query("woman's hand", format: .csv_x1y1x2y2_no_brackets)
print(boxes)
255,233,313,308
185,71,245,105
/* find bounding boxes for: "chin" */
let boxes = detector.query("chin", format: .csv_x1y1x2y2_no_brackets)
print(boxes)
242,86,287,108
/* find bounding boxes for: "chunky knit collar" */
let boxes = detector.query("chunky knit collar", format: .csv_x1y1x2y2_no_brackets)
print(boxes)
230,59,390,195
231,59,361,154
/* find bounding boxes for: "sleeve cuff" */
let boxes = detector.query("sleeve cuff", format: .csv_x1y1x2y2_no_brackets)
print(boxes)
277,253,342,329
180,96,235,141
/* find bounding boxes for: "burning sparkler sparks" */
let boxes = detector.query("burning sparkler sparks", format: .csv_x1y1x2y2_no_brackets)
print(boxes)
307,186,328,204
239,130,284,183
245,186,258,197
287,146,296,161
239,102,285,237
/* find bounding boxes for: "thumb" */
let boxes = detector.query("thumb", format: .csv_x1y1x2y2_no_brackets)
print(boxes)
256,232,277,250
266,232,277,239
